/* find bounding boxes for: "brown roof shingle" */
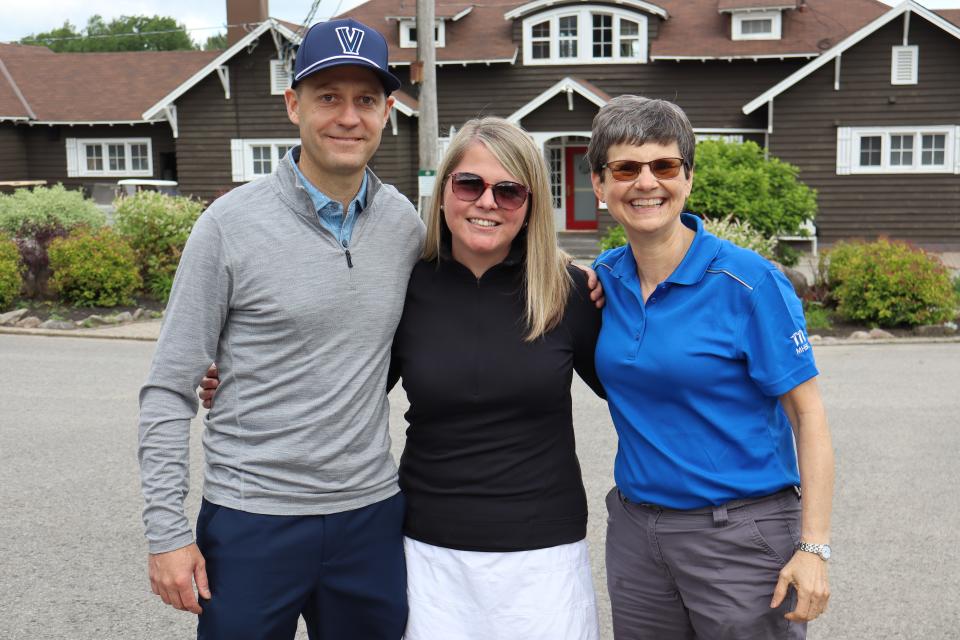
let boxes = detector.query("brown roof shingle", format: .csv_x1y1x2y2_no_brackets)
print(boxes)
341,0,889,63
651,0,889,58
0,47,218,122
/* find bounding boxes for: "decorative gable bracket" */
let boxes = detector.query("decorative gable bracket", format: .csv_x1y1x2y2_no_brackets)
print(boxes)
217,66,231,100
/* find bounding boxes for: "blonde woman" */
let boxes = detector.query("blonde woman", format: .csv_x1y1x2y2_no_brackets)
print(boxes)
200,117,604,639
389,117,604,640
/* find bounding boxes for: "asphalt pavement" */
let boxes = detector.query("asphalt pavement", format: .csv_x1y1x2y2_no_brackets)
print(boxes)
0,335,957,639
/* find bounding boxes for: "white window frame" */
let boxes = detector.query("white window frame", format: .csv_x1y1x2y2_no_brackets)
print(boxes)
522,6,648,65
696,133,745,144
545,145,565,211
65,138,153,178
270,59,292,95
731,10,782,41
230,139,300,182
399,19,445,48
836,126,959,175
891,45,918,85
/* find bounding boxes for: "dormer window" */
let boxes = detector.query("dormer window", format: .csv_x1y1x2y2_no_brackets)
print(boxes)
731,10,782,40
523,6,648,65
399,20,445,48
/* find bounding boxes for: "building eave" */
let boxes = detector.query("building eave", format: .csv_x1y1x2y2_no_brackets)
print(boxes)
651,52,817,61
504,0,669,21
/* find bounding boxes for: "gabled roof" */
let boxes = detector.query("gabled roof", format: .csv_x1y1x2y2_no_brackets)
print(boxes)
340,0,889,64
743,1,960,114
142,19,300,121
717,0,798,13
937,9,960,27
0,42,217,123
507,76,610,123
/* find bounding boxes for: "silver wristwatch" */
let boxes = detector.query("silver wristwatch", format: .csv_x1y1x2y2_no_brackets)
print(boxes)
796,542,832,561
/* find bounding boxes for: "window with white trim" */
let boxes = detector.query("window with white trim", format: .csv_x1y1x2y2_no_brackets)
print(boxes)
696,133,744,144
836,126,959,174
270,59,292,95
65,138,153,178
731,10,782,41
399,20,444,48
891,46,918,85
522,6,647,65
546,147,564,209
230,139,300,182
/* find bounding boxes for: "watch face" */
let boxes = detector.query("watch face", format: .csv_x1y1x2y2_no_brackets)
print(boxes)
821,545,832,560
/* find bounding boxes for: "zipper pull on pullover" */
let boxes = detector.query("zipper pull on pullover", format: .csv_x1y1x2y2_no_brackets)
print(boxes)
345,249,353,268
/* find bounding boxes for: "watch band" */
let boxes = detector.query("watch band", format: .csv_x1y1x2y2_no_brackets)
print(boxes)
796,541,831,560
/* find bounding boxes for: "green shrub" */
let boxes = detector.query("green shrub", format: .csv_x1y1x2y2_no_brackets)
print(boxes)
686,140,817,237
803,301,832,332
598,225,627,252
113,191,203,302
0,235,23,310
48,229,141,307
0,184,105,296
704,215,777,260
821,239,955,327
598,215,778,260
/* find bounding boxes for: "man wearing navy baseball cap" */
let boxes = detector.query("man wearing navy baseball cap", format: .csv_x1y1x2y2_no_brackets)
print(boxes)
139,17,424,640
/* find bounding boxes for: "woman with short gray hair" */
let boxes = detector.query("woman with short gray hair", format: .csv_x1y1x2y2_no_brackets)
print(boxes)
589,95,834,639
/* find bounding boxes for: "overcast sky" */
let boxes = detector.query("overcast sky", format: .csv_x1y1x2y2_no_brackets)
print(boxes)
1,0,958,45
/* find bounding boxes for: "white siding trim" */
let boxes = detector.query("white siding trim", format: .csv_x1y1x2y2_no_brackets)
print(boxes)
890,45,918,85
836,127,852,175
230,139,245,182
270,59,292,95
65,138,78,178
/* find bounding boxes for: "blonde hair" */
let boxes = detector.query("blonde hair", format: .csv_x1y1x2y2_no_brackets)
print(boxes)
422,117,571,341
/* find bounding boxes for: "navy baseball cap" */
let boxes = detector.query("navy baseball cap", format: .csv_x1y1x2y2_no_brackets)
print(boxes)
293,18,402,94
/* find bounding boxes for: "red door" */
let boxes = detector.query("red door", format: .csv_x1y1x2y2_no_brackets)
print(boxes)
564,146,598,230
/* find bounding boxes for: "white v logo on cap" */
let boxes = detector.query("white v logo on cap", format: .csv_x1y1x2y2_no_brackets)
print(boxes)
335,27,365,56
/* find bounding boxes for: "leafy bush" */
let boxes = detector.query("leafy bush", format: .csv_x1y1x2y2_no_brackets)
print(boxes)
0,235,23,310
0,184,105,296
47,229,141,307
803,302,832,332
821,239,955,327
598,215,778,260
598,225,627,252
686,140,817,237
113,191,203,302
703,215,777,260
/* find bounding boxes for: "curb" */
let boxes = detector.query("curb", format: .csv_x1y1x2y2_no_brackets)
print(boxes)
0,324,160,342
1,325,959,345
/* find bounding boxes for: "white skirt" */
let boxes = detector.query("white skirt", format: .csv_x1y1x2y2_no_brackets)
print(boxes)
403,536,600,640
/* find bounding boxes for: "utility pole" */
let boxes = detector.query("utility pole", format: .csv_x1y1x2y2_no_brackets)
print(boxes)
416,0,439,216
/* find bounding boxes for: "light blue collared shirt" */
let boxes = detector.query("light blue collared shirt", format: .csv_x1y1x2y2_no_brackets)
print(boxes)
289,149,367,247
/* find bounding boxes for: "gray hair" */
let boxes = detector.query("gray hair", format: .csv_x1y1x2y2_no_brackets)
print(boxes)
586,96,696,180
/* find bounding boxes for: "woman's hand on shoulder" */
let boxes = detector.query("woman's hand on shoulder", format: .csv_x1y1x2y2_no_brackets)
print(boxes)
571,263,605,309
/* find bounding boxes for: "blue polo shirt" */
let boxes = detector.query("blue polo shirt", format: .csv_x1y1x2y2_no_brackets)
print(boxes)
593,213,818,509
289,148,367,247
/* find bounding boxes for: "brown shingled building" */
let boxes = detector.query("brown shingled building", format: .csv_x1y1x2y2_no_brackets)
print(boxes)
2,0,959,251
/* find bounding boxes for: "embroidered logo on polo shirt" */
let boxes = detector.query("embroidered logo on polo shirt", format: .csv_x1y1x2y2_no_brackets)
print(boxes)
335,27,365,56
790,329,811,356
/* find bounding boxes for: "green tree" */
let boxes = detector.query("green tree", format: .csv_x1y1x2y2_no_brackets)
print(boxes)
203,32,228,50
686,140,817,237
21,15,195,52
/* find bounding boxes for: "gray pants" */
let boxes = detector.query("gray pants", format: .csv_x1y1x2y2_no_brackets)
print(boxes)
605,486,806,640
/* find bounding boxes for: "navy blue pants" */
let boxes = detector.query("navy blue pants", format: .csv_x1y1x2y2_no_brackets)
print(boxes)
195,493,407,640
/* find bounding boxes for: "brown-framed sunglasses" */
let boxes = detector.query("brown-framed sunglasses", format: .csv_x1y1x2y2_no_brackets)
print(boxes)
602,158,686,181
448,172,530,210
